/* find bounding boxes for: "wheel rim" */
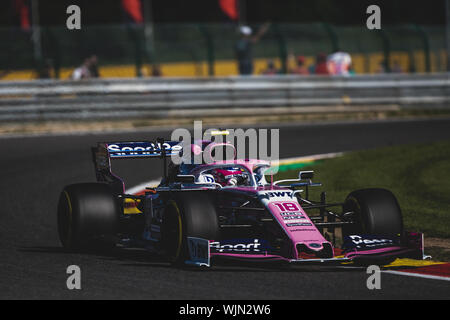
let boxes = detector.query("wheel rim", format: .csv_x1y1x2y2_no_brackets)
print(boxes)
344,196,364,235
163,201,183,262
57,191,73,248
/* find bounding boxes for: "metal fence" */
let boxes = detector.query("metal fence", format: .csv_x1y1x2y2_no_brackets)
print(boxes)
0,23,447,80
0,73,448,121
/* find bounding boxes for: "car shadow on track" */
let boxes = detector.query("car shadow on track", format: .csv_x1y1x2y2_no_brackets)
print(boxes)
18,245,172,269
203,257,365,273
18,246,365,273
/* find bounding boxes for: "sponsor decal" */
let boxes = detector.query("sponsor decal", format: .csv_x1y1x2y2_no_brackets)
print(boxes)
95,148,110,170
210,239,270,253
150,224,160,233
283,219,309,224
282,215,305,220
280,212,304,217
107,142,182,157
344,235,397,250
286,222,312,227
123,198,142,214
187,237,210,267
266,191,293,198
274,202,300,211
291,229,317,232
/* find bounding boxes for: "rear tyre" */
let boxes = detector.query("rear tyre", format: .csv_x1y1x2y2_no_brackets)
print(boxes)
161,192,219,265
57,183,119,252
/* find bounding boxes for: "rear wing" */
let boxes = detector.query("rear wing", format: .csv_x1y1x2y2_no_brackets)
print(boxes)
91,139,182,194
105,141,182,159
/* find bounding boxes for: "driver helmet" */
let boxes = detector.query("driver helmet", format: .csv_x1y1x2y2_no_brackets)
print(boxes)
211,168,245,186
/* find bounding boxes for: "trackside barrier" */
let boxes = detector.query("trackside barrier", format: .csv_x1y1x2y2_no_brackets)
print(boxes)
0,74,448,121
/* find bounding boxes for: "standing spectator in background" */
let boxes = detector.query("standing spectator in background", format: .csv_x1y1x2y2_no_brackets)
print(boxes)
327,51,352,76
391,60,404,73
71,58,92,80
310,53,329,75
88,55,100,78
71,55,100,80
37,59,53,79
290,55,309,75
235,23,270,75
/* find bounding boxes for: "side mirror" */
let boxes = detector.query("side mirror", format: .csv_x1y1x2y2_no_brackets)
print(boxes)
299,170,314,181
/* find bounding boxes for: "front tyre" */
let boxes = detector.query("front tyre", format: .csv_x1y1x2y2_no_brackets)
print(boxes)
342,188,404,266
57,183,119,251
161,192,219,265
343,188,403,237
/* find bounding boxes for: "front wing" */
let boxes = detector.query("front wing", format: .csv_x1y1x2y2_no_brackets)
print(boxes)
184,232,427,267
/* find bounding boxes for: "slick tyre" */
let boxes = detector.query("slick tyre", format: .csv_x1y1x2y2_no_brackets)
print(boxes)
57,183,119,252
161,192,219,265
342,188,404,266
343,188,403,238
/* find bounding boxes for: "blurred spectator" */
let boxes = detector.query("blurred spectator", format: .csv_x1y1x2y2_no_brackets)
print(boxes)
0,71,9,79
310,53,329,75
37,59,53,79
140,64,163,77
235,23,270,75
151,64,162,77
348,63,356,75
290,55,309,75
261,60,279,75
391,60,404,73
88,55,100,78
71,55,100,80
71,58,92,80
376,61,387,73
327,51,352,76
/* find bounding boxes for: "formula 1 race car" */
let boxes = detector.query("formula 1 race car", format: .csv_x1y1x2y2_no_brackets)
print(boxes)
57,138,427,267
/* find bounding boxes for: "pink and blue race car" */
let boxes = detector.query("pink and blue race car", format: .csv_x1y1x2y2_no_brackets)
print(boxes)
57,138,427,267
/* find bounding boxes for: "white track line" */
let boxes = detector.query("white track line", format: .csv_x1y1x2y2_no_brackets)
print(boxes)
382,270,450,282
276,152,344,164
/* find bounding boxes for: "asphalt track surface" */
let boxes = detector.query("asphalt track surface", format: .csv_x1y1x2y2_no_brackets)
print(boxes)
1,118,450,299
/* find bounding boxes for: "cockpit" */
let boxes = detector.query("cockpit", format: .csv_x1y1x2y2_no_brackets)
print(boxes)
187,162,271,188
172,140,272,188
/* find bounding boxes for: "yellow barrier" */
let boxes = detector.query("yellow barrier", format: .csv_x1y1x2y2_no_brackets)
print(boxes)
1,50,445,81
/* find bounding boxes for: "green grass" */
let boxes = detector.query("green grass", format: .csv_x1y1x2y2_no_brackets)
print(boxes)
275,140,450,239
